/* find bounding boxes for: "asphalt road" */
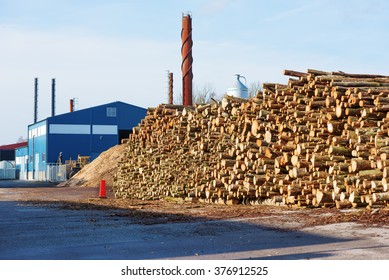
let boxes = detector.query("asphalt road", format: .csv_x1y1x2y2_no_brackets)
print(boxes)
1,180,389,260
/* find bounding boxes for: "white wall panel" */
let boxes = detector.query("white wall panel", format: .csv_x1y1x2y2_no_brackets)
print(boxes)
92,125,117,135
49,124,90,134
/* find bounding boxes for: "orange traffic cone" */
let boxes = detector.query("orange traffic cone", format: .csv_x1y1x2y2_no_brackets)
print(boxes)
99,180,107,198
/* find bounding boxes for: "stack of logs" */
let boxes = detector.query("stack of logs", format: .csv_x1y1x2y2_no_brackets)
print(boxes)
113,69,389,209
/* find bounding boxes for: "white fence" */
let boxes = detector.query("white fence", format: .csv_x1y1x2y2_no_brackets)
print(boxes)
46,163,67,182
0,168,16,180
0,161,16,180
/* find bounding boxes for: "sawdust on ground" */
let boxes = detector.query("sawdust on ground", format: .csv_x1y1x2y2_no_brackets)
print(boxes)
26,196,389,229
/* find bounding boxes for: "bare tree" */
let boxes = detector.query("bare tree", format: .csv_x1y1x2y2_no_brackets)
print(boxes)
17,136,27,143
173,91,183,105
174,83,218,105
248,81,263,98
193,83,216,104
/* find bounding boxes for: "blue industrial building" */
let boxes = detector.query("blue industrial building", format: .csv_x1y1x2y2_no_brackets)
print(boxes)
18,101,146,181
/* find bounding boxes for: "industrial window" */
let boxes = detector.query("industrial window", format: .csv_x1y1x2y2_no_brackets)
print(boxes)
107,107,117,117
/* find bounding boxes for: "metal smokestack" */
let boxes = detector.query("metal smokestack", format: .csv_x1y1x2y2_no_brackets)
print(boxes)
70,98,74,112
34,78,38,123
168,72,173,105
181,13,193,106
51,78,56,117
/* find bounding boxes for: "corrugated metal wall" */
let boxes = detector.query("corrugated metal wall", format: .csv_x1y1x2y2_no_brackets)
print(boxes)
25,101,146,181
27,120,47,180
15,146,28,180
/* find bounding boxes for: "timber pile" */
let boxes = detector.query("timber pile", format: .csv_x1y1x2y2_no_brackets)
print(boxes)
113,69,389,209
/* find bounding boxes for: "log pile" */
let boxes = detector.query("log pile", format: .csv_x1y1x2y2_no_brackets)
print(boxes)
113,69,389,209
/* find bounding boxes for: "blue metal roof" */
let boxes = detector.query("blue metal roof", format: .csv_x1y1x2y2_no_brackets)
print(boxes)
44,101,146,129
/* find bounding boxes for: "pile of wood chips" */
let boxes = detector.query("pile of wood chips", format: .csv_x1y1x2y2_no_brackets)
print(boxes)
61,144,126,188
113,69,389,209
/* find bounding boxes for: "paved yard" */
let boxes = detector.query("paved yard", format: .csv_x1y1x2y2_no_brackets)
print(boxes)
1,180,389,260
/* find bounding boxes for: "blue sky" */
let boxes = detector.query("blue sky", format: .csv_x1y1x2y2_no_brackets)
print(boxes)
1,0,389,144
